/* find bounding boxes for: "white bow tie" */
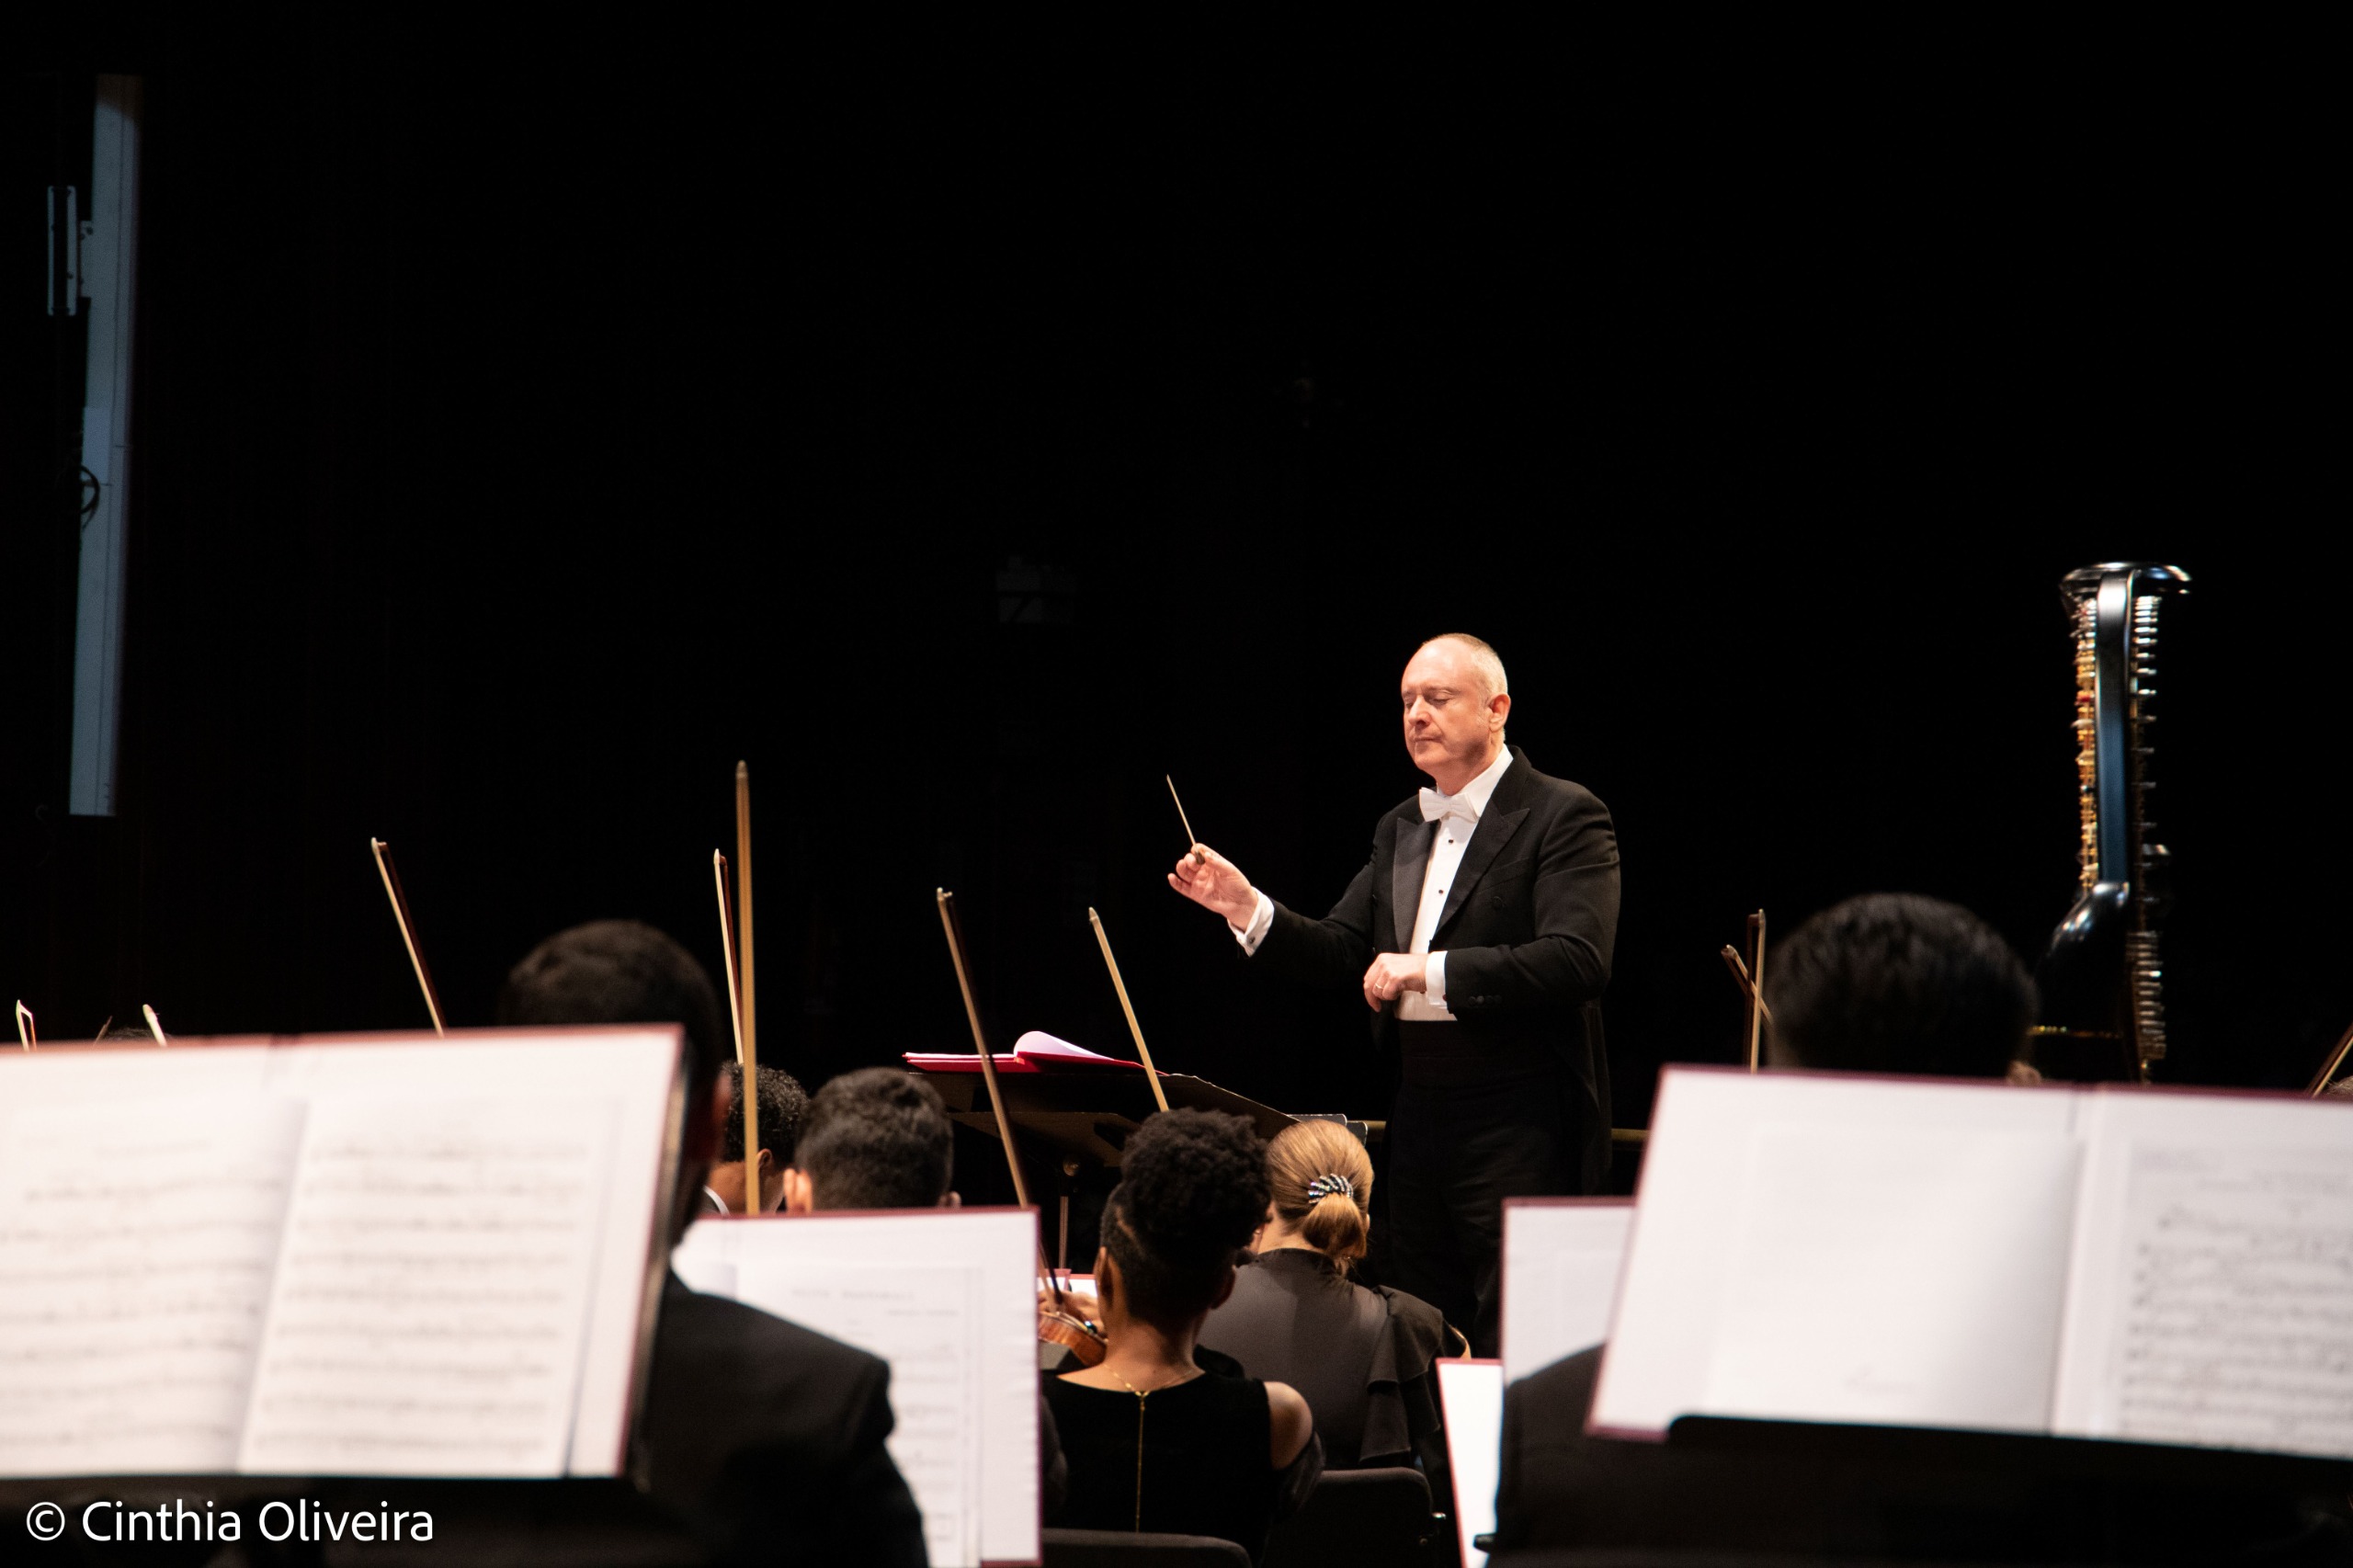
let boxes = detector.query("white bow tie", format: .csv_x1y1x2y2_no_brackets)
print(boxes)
1419,789,1479,826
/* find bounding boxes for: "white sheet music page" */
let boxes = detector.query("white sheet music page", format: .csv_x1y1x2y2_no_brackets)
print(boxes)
672,1207,1040,1567
0,1084,301,1475
736,1260,983,1568
1701,1124,2079,1431
0,1030,676,1480
1591,1068,2082,1438
242,1030,679,1476
2054,1090,2353,1459
1436,1360,1504,1568
236,1095,616,1475
1500,1201,1632,1386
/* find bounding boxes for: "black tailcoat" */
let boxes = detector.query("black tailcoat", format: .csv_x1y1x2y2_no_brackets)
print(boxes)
1251,745,1620,1185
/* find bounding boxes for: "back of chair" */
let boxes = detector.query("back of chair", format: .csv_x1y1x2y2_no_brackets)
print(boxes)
1262,1465,1437,1568
1041,1527,1255,1568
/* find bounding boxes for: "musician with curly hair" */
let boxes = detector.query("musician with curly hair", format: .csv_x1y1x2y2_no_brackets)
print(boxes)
1043,1109,1321,1563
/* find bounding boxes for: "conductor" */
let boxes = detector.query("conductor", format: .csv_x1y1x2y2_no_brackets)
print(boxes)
1170,633,1619,1355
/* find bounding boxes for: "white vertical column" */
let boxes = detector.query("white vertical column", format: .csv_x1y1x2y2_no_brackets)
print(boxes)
69,74,143,817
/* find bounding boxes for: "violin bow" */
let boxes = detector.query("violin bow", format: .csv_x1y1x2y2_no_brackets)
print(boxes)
713,849,756,1210
370,838,446,1035
1745,909,1768,1073
1087,907,1172,1113
2306,1013,2353,1097
14,1000,33,1051
936,890,1031,1208
1719,944,1776,1049
731,764,760,1210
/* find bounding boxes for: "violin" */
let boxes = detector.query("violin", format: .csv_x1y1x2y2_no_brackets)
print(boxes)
1037,1264,1107,1368
1039,1300,1108,1369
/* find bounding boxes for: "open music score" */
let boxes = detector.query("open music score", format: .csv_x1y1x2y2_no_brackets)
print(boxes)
1499,1199,1633,1387
2054,1090,2353,1456
1591,1068,2353,1464
0,1028,681,1479
237,1099,614,1474
674,1209,1039,1568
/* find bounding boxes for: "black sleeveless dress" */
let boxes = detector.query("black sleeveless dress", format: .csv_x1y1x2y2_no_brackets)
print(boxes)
1042,1363,1323,1563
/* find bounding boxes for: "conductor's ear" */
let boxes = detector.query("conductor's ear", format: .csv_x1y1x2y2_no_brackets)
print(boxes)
1489,689,1512,731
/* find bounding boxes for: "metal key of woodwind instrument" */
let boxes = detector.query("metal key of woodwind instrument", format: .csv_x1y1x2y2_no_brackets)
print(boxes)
2031,562,2188,1082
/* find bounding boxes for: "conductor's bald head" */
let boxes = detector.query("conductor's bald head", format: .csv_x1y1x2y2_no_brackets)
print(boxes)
1403,633,1511,793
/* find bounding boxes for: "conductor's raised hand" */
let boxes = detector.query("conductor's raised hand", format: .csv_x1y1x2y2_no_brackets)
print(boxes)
1361,952,1428,1012
1167,843,1257,926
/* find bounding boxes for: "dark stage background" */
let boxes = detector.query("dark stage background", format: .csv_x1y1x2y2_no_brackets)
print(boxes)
7,27,2347,1183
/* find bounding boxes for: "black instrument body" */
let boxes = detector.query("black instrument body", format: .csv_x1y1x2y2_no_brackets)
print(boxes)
2033,562,2188,1081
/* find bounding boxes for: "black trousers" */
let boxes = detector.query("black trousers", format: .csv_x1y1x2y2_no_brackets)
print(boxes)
1383,1034,1586,1358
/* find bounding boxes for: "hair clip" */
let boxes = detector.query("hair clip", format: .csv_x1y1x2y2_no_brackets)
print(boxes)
1304,1173,1355,1203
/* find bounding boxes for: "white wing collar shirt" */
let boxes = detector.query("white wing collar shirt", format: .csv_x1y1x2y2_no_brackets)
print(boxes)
1233,745,1514,1021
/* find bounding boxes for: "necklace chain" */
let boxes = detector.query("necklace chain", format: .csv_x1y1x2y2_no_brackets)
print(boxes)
1105,1362,1200,1531
1106,1363,1200,1400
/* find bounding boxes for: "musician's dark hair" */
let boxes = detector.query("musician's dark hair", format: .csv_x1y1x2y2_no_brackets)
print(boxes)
1103,1109,1270,1322
494,919,727,1092
1766,893,2036,1078
797,1067,954,1209
720,1062,811,1165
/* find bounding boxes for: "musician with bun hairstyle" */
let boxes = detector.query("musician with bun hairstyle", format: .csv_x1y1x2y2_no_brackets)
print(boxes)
1044,1109,1322,1563
1202,1119,1450,1481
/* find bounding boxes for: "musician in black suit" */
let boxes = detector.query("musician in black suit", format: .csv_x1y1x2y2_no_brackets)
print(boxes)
1171,633,1619,1355
498,920,926,1567
1491,895,2352,1563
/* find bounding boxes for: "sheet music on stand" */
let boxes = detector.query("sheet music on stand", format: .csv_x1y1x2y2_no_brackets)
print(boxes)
1437,1359,1504,1568
674,1207,1040,1568
1592,1067,2353,1469
1499,1199,1632,1388
0,1028,684,1479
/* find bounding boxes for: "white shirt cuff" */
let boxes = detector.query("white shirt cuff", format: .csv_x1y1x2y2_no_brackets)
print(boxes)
1231,891,1275,955
1424,951,1449,1011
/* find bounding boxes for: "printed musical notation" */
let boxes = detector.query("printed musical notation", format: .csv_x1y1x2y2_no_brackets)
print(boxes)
2109,1143,2353,1457
235,1098,614,1476
0,1096,305,1476
734,1260,986,1568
